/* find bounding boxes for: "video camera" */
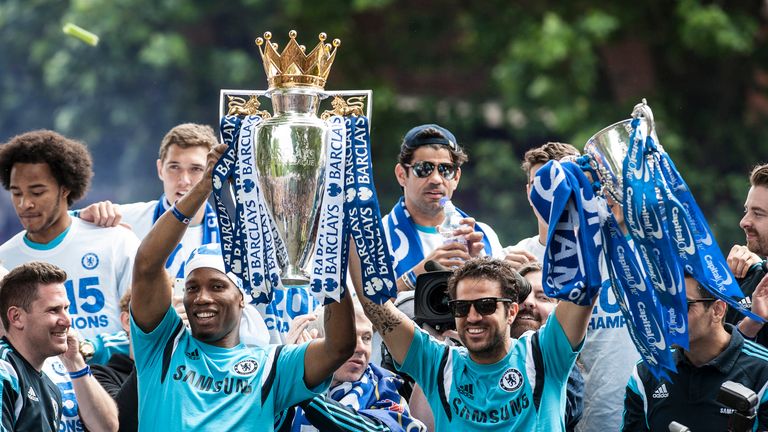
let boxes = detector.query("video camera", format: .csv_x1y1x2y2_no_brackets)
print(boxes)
413,261,454,332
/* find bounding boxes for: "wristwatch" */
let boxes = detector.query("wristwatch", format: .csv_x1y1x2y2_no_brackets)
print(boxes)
78,340,95,362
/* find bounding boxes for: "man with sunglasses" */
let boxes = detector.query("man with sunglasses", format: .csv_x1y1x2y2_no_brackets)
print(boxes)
384,124,505,294
350,256,593,430
622,275,768,431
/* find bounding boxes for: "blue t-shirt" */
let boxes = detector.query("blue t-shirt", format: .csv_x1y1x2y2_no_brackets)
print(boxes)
397,311,580,431
131,307,328,431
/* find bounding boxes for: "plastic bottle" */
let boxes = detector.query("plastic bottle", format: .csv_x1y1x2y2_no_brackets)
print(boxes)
438,197,467,245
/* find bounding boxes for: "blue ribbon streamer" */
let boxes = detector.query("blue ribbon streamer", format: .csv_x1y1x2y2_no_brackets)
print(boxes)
344,116,396,305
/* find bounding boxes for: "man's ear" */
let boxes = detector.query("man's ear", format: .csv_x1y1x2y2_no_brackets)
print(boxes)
712,300,728,323
395,164,408,188
7,306,23,331
156,159,164,181
507,302,519,325
120,311,130,333
60,186,70,205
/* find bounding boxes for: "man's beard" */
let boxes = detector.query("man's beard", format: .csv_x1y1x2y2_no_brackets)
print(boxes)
462,326,507,360
510,320,541,339
747,233,768,257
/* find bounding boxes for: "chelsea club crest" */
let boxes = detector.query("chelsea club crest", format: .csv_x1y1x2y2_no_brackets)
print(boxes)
81,253,99,270
499,368,524,392
232,359,259,376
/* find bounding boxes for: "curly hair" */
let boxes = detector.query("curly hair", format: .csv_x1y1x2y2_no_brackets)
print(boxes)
0,261,67,330
447,257,526,305
158,123,218,162
749,163,768,189
521,142,580,183
0,130,93,206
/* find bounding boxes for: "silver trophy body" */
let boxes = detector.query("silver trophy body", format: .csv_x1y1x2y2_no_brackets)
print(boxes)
584,100,657,204
255,88,327,286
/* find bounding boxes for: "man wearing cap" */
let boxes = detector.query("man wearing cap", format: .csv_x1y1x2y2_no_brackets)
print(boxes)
384,124,505,294
130,143,357,431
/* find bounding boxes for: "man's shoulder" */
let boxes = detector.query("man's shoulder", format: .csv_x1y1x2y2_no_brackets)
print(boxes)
737,339,768,370
117,200,157,223
0,231,25,254
74,218,140,244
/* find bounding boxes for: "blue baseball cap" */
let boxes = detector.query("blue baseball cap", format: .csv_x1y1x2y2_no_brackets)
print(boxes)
402,124,458,152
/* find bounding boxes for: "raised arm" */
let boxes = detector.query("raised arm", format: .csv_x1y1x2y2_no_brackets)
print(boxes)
554,295,598,350
303,290,356,389
61,329,118,432
349,242,415,365
131,144,226,332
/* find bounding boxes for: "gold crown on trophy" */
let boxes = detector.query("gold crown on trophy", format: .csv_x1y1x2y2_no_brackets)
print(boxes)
255,30,341,90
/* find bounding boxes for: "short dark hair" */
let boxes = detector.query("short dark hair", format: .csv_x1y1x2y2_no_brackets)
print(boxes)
398,125,469,167
517,261,543,278
521,142,580,182
0,262,67,329
0,130,93,206
749,163,768,189
447,258,523,305
158,123,218,162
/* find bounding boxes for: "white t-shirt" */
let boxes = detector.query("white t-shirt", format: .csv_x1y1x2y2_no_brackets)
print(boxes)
508,234,546,263
118,200,205,282
0,218,139,338
43,357,84,430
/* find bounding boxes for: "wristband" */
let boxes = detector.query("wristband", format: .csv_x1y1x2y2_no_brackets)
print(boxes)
68,365,92,379
400,273,415,290
406,270,417,286
170,205,191,225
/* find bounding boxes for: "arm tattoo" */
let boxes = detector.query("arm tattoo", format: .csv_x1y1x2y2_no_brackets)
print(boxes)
360,297,403,336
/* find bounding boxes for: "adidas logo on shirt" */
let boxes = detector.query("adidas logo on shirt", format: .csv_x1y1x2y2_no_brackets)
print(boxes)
740,296,752,310
457,383,474,400
653,383,669,399
185,349,200,360
27,387,39,402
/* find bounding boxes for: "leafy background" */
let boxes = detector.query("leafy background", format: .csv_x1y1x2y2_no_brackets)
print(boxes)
1,0,767,252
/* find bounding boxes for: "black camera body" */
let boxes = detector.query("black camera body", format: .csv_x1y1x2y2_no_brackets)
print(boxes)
413,269,454,332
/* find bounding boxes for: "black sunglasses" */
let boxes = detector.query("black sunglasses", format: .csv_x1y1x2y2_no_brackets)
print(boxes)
403,161,458,180
687,298,715,311
448,297,515,318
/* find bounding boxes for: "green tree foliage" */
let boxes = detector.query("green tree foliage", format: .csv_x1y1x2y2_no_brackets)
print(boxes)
1,0,766,250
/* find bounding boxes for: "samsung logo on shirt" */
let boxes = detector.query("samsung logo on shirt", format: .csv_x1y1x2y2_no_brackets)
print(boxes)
172,366,253,395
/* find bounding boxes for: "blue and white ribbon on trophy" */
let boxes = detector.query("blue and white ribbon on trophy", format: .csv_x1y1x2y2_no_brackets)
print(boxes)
626,118,761,321
214,112,396,306
213,114,285,304
623,119,689,349
601,211,676,379
309,115,348,303
341,116,396,305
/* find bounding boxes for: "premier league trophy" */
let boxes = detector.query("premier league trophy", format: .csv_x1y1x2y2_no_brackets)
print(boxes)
213,30,395,308
529,99,761,379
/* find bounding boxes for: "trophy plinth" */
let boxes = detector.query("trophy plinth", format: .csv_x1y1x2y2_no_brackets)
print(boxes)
256,88,327,286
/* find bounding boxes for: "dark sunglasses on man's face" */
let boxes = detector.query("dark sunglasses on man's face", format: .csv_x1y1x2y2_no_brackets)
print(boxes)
403,161,458,180
687,298,715,311
448,297,515,318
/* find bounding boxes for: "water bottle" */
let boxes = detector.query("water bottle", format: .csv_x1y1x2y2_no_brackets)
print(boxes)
438,197,467,245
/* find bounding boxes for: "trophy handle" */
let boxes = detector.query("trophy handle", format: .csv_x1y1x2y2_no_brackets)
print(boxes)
631,98,655,137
